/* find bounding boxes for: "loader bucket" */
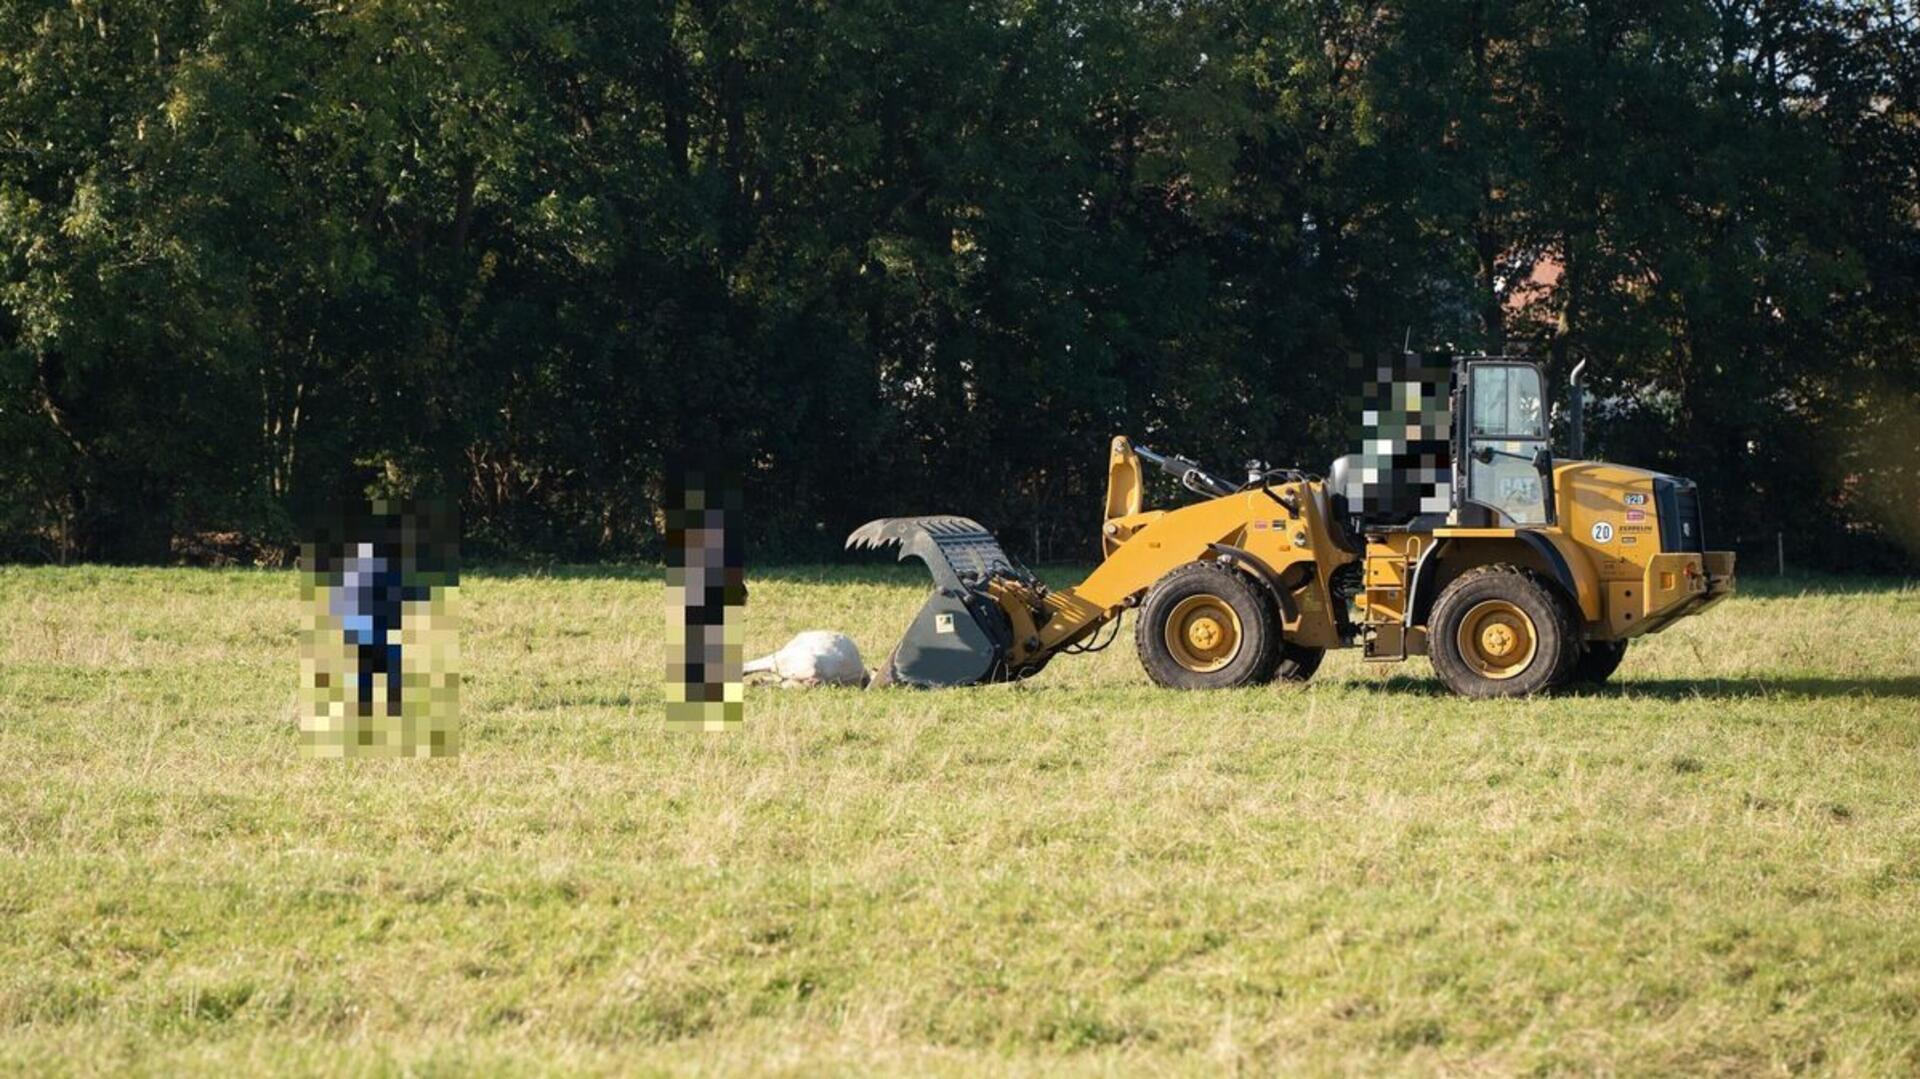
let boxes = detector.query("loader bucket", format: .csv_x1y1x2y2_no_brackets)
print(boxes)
845,516,1026,687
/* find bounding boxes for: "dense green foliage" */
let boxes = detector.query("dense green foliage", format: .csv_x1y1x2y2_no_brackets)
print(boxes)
2,1,1916,565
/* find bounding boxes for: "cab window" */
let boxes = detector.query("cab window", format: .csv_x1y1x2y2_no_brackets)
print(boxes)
1470,365,1545,438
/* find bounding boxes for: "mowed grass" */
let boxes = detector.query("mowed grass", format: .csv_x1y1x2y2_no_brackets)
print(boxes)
2,565,1919,1076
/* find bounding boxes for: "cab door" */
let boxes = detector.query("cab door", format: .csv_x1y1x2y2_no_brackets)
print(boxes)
1457,361,1553,526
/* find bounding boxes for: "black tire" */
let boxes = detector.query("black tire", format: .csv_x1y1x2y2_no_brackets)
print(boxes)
1270,641,1325,683
1427,564,1579,699
1241,583,1322,684
1136,562,1278,690
1568,639,1629,685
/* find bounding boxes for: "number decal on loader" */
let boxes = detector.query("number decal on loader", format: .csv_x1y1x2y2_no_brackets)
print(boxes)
1591,521,1615,543
1624,493,1648,506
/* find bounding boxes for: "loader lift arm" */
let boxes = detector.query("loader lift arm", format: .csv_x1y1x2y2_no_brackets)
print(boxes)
847,439,1348,687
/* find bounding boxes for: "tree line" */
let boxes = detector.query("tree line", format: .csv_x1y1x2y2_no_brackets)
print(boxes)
2,0,1916,568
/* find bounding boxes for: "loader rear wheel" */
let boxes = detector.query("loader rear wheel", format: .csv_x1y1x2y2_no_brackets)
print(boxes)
1137,563,1277,690
1428,565,1577,699
1568,639,1629,685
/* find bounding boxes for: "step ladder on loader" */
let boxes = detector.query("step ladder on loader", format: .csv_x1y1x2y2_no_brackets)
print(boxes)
1358,536,1423,662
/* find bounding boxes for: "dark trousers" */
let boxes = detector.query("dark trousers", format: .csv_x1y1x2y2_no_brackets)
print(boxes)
354,641,405,716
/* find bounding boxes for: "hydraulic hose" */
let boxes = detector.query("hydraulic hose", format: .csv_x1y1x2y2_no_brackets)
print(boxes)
1134,445,1237,498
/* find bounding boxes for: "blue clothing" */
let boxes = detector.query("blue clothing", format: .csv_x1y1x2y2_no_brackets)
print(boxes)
331,550,401,643
329,547,425,715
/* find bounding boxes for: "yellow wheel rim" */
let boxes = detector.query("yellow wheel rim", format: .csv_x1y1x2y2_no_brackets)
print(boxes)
1164,594,1243,673
1456,599,1538,680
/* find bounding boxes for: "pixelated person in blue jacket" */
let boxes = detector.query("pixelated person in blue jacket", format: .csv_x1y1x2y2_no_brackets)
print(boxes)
330,540,429,717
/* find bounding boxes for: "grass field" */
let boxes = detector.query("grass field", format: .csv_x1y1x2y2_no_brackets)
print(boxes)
3,565,1919,1075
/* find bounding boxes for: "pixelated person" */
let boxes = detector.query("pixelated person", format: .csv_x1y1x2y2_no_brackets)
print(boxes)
665,469,747,728
1343,350,1454,523
330,540,429,717
683,512,743,695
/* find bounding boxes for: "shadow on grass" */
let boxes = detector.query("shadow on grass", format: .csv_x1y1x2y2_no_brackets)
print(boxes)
1730,575,1916,599
469,563,664,583
1336,674,1453,697
1339,674,1920,701
1571,676,1920,701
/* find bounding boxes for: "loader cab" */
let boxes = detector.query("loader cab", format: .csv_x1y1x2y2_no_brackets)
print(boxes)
1453,359,1556,528
1325,352,1560,538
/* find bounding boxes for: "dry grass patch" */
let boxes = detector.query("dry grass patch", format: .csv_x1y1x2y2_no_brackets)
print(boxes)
1,566,1917,1074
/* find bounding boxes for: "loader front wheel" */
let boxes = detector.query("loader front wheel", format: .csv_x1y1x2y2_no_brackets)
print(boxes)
1137,563,1278,690
1428,565,1577,699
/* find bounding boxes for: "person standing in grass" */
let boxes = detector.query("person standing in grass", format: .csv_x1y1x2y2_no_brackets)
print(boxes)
330,539,425,718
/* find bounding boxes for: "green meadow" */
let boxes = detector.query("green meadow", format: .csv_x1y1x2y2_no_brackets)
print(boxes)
2,566,1918,1074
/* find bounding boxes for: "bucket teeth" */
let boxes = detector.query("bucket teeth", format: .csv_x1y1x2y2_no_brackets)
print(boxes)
845,515,1029,687
845,516,1024,593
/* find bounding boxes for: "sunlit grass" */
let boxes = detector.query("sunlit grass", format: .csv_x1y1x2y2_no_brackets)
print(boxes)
1,565,1917,1074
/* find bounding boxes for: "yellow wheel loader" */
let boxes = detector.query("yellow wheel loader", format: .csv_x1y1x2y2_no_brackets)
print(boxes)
848,355,1734,698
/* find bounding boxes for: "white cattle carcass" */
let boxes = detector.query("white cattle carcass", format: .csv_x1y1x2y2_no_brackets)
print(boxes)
743,631,869,688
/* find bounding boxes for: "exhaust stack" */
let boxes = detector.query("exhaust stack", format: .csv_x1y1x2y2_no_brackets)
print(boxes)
1569,358,1588,459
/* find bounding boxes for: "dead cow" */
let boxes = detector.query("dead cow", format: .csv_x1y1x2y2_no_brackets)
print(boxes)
743,631,869,688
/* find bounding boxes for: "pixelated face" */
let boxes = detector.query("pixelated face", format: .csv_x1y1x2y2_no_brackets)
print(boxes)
1345,353,1454,521
300,499,460,758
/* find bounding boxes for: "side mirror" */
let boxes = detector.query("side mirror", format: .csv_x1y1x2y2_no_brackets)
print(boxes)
1473,444,1553,473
